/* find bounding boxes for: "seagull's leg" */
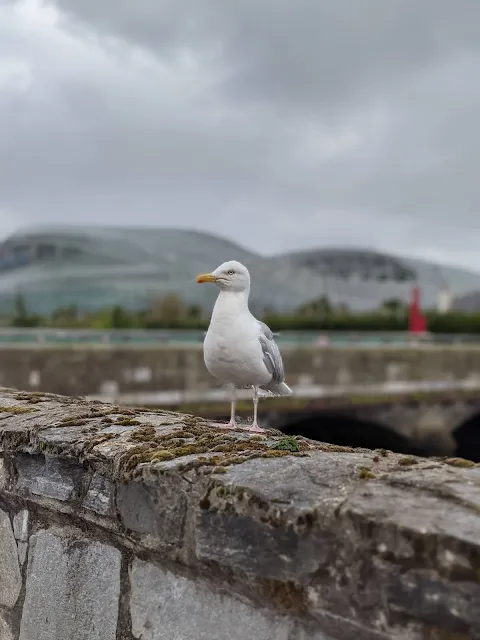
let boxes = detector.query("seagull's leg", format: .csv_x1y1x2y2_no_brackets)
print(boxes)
245,385,265,433
223,384,238,429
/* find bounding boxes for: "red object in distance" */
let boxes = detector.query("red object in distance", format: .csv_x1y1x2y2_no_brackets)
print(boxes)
409,286,427,333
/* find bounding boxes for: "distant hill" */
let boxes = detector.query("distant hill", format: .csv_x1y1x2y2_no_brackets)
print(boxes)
270,247,480,311
453,290,480,312
0,225,479,314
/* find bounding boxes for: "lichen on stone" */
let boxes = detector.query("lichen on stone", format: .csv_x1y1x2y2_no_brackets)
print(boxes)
114,418,141,426
59,418,90,427
444,458,475,468
358,466,376,480
398,457,418,466
58,410,111,427
14,391,48,404
0,405,36,414
257,579,306,613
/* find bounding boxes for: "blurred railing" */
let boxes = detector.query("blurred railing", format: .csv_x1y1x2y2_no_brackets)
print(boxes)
0,328,478,346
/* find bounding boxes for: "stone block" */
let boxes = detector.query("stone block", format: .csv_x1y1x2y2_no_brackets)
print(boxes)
13,509,29,542
195,456,339,582
117,479,187,549
196,509,325,582
83,473,115,516
19,528,121,640
0,508,22,609
130,559,294,640
17,541,28,565
15,454,83,502
0,612,14,640
0,456,7,489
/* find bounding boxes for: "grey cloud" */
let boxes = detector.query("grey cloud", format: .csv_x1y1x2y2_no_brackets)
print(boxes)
1,0,480,267
54,0,480,112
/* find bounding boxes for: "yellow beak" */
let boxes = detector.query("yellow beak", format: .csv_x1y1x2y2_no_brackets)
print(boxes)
195,273,217,283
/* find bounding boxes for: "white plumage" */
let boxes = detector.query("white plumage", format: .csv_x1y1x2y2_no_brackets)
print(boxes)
196,260,291,432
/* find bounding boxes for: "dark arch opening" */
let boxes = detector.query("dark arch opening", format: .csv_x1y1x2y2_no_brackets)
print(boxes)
277,412,432,457
452,413,480,462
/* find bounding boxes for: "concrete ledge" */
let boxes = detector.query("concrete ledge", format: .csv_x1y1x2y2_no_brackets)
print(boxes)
0,388,480,639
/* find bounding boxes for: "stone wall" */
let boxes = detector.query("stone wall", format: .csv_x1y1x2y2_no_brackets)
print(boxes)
1,388,480,639
1,345,480,399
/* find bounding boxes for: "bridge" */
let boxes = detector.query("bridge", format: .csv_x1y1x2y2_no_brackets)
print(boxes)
1,338,480,458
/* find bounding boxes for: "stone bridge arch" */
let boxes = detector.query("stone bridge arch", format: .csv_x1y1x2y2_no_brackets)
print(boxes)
273,396,480,458
273,409,438,457
452,411,480,462
357,399,480,456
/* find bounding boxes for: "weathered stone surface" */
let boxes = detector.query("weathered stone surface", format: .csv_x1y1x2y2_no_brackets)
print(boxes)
0,508,22,609
130,559,295,640
19,528,121,640
195,453,480,637
291,628,341,640
117,479,188,549
1,388,480,638
15,454,83,502
0,612,14,640
83,473,115,516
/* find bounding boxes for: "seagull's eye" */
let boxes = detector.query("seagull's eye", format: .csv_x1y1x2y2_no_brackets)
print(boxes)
227,269,235,275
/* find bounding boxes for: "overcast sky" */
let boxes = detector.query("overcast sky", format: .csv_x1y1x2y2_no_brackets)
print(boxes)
1,0,480,269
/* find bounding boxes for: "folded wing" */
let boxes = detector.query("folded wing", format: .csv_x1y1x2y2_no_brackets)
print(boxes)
257,320,285,383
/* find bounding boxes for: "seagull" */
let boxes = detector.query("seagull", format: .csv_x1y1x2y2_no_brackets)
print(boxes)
196,260,292,432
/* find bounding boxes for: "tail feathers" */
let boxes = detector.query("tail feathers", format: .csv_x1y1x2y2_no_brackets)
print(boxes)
261,381,292,396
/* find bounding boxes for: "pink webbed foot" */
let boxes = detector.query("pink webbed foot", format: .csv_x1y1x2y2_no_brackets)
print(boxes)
219,421,239,430
244,424,265,434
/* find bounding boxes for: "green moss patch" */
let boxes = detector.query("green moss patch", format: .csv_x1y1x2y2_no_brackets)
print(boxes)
115,422,313,480
271,437,300,452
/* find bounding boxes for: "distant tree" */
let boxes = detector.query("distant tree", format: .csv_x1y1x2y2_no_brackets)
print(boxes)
297,295,332,318
186,304,203,322
110,305,132,329
336,303,350,315
146,294,186,326
261,306,276,317
13,292,28,322
90,309,115,329
379,298,407,317
10,292,42,327
50,305,80,327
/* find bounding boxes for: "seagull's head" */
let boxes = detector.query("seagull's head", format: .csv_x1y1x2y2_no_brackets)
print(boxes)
196,260,250,292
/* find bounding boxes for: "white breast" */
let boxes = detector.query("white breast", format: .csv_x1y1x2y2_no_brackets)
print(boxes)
203,318,272,387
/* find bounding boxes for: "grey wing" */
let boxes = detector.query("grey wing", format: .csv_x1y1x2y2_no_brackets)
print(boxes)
257,321,285,383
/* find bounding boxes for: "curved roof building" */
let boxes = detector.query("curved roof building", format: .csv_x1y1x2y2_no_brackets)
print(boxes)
0,225,258,314
0,224,479,314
